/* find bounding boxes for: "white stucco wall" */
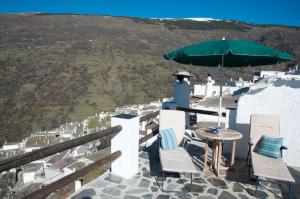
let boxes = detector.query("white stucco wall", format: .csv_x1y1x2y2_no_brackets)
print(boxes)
111,114,139,179
225,78,300,167
194,84,207,96
23,172,35,184
3,144,19,150
194,84,240,96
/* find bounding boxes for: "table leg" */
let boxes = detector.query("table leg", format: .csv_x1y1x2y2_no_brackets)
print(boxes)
203,139,209,171
212,141,215,168
231,140,237,166
213,141,218,170
217,140,222,177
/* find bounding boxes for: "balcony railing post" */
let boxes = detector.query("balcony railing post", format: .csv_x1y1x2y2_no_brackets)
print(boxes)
0,126,122,173
111,114,140,179
22,151,121,199
74,177,83,191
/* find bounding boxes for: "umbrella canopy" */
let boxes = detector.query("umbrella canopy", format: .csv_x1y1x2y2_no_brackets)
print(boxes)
164,39,293,127
164,39,293,67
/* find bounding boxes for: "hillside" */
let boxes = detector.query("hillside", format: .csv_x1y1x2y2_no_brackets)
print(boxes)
0,14,299,144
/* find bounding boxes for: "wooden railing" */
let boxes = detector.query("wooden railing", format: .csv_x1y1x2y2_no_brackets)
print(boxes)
0,125,122,173
139,111,159,122
0,111,160,199
177,107,226,117
22,151,121,199
139,124,159,145
139,111,159,145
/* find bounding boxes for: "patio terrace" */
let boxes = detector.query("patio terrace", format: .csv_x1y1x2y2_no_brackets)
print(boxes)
68,139,300,199
1,110,299,199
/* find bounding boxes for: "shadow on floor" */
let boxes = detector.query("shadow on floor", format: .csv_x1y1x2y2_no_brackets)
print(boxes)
144,140,196,192
280,167,300,199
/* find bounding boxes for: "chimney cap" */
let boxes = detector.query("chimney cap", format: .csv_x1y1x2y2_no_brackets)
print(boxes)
172,70,194,77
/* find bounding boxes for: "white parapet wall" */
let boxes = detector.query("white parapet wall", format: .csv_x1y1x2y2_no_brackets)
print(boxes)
111,114,139,179
194,84,241,96
23,172,35,184
224,78,300,167
194,84,207,96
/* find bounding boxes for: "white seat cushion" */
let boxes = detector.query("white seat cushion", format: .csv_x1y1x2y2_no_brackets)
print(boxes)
159,147,197,173
252,152,295,182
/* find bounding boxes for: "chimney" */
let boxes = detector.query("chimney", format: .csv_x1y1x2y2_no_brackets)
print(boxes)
74,178,83,191
205,74,215,97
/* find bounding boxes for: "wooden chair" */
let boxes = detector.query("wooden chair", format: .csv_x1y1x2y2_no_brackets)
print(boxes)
246,114,295,198
158,110,198,192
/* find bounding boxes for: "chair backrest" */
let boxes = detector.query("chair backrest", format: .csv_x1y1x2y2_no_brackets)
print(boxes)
250,114,280,149
159,110,185,146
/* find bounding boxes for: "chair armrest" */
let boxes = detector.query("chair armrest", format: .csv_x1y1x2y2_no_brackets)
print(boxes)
183,133,192,143
280,145,287,158
248,140,253,146
248,140,253,151
182,134,192,148
157,134,162,148
280,145,288,150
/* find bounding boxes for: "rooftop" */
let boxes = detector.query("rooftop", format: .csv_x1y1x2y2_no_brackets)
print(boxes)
69,140,300,199
22,163,43,173
66,161,86,171
49,157,76,171
25,135,59,148
47,151,69,164
192,95,237,109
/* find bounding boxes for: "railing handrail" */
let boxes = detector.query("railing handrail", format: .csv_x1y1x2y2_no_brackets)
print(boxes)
1,111,159,198
177,107,226,117
139,124,159,145
22,150,122,199
139,111,159,122
0,125,122,173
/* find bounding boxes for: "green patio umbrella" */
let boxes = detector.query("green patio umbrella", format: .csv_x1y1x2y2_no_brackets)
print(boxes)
164,39,293,127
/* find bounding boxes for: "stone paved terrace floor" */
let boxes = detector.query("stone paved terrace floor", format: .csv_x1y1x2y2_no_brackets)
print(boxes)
68,141,300,199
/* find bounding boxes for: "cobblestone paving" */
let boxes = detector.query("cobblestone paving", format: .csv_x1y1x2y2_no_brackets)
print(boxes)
69,142,292,199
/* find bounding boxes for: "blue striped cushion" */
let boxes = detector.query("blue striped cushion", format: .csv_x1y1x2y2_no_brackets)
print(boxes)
256,135,283,159
159,128,177,150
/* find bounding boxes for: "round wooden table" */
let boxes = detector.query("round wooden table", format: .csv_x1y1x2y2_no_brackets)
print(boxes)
195,128,243,177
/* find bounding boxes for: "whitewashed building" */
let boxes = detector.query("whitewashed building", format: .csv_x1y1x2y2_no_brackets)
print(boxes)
225,76,300,167
2,142,20,150
194,84,243,97
22,163,43,184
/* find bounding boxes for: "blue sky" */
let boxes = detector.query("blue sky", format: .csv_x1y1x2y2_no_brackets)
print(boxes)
0,0,300,26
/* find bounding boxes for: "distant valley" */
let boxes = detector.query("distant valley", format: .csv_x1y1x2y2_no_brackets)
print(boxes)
0,13,299,145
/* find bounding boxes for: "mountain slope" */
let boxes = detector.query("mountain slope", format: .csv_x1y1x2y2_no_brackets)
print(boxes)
0,14,299,144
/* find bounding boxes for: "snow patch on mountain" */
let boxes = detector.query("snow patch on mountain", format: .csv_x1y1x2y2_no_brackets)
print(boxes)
152,17,223,22
184,18,221,22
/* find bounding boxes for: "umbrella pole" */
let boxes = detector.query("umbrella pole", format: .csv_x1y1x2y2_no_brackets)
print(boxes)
217,55,224,127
